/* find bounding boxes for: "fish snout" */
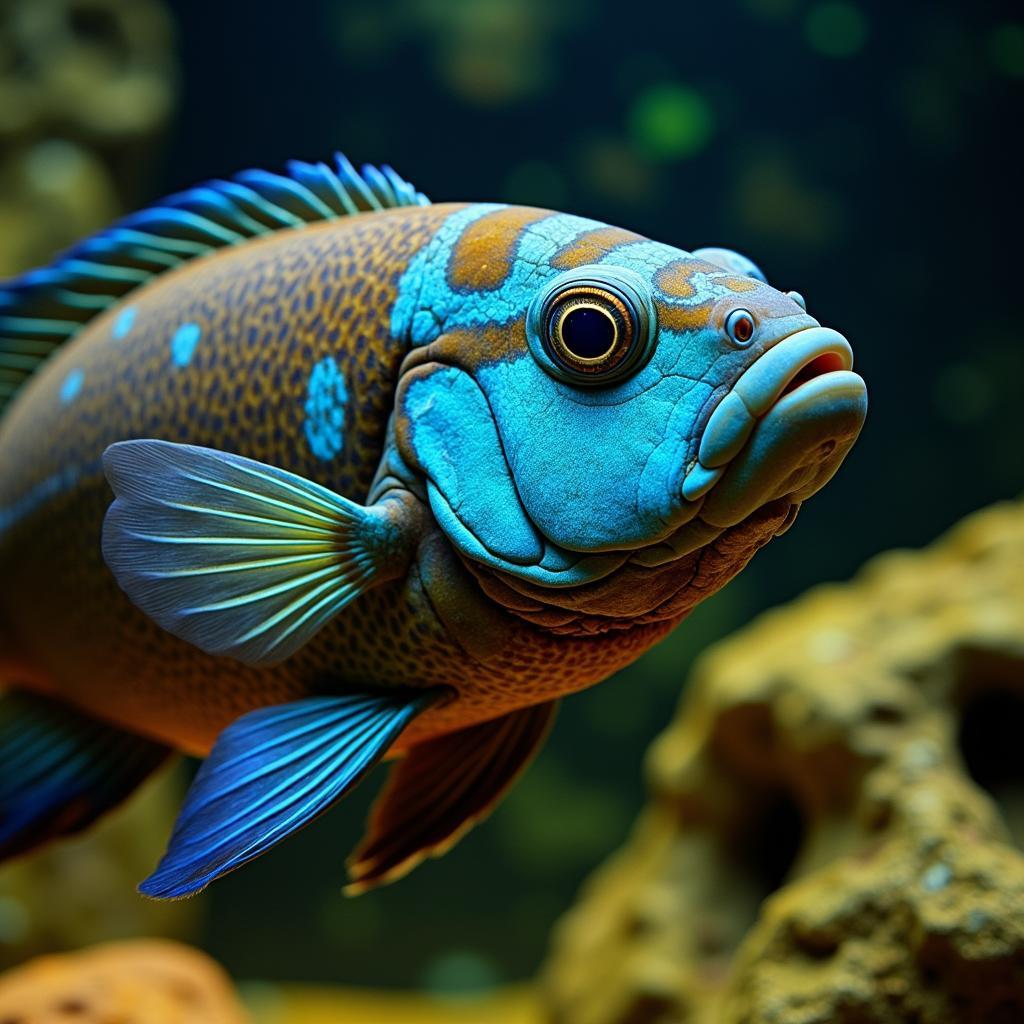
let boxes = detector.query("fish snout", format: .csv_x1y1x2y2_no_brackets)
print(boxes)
682,326,867,527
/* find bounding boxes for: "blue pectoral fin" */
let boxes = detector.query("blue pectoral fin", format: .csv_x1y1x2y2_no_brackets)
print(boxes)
139,688,445,900
102,440,411,666
0,692,171,861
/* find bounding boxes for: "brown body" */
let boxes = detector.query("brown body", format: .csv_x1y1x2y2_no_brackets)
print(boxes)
1,204,777,754
0,158,867,898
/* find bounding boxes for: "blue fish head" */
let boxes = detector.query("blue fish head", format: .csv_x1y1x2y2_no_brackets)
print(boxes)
392,206,867,598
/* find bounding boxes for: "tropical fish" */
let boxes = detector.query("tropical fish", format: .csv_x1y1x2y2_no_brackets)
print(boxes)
0,155,867,898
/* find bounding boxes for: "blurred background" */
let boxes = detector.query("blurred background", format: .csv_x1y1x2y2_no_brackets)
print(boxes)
0,0,1021,999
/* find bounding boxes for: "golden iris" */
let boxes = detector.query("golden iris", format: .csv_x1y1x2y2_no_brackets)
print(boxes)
546,287,634,376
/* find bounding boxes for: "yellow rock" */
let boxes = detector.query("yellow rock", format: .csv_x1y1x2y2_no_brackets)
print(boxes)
0,939,247,1023
250,984,539,1024
543,501,1024,1024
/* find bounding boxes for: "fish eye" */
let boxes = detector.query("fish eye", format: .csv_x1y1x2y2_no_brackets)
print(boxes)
725,308,756,346
546,287,632,376
527,266,657,387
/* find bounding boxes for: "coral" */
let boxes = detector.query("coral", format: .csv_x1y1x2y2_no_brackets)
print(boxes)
543,501,1024,1024
0,939,247,1022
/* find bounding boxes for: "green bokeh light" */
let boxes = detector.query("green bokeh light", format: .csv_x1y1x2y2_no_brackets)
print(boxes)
990,23,1024,77
628,83,714,161
502,159,568,208
804,2,868,58
420,950,501,994
932,362,995,425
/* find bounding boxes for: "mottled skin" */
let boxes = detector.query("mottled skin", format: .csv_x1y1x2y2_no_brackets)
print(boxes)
0,203,822,757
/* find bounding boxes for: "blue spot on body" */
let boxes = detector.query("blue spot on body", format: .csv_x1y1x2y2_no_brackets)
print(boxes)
113,306,137,340
171,323,202,367
59,368,84,404
304,356,348,460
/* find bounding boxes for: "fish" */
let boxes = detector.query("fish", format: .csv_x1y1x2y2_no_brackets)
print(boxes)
0,154,867,899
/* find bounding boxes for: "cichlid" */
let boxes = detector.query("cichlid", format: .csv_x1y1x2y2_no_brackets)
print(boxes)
0,155,867,898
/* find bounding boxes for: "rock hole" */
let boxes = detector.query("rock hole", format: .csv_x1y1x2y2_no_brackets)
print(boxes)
698,785,807,963
55,999,88,1015
733,788,805,899
866,701,905,725
68,2,129,63
958,687,1024,848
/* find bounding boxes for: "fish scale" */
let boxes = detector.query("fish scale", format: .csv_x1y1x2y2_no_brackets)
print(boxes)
0,154,866,899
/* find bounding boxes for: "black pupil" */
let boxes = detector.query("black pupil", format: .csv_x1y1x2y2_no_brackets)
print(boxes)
560,306,616,359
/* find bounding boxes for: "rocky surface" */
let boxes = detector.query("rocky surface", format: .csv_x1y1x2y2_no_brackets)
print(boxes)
0,0,177,275
0,939,247,1022
543,500,1024,1024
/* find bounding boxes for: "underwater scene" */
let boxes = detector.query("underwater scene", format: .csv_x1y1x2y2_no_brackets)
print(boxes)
0,0,1020,1020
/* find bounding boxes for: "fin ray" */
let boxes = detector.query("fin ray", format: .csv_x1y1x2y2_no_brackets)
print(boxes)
0,153,429,417
0,692,171,862
140,690,442,899
102,440,409,665
347,701,557,893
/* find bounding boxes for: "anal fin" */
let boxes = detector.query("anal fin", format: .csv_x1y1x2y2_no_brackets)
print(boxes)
346,700,557,894
0,691,171,861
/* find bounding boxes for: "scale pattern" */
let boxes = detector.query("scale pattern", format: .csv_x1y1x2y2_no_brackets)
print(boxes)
0,200,795,754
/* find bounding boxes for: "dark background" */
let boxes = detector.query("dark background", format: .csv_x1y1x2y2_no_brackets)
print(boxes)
11,0,1024,994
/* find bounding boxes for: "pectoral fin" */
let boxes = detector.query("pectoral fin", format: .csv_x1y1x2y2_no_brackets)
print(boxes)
0,692,171,861
102,440,414,666
140,688,445,899
346,700,557,894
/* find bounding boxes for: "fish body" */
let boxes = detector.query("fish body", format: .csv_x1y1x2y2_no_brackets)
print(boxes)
0,157,866,896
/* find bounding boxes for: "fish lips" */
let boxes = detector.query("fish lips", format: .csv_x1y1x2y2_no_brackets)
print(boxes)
683,326,868,529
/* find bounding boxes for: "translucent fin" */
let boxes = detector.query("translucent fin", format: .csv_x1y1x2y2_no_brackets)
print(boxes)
0,691,171,861
346,701,557,894
139,690,443,899
102,440,410,666
0,154,429,417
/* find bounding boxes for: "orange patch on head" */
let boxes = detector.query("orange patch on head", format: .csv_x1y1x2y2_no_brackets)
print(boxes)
722,276,758,293
657,300,715,333
655,260,699,300
425,317,528,369
448,208,552,292
551,226,642,269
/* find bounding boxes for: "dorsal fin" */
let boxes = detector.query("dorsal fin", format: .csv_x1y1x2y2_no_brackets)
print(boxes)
0,154,429,417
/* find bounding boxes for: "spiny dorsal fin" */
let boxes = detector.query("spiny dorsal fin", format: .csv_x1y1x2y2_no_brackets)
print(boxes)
0,154,429,417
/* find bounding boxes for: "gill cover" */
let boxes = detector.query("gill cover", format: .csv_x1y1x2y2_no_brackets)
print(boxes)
394,261,676,578
396,363,544,568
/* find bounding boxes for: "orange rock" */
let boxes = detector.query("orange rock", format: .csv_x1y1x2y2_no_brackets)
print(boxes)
0,939,247,1023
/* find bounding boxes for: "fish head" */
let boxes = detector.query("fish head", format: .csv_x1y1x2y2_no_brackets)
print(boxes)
392,206,866,614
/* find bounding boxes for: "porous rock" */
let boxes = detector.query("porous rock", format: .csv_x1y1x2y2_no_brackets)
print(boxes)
543,501,1024,1024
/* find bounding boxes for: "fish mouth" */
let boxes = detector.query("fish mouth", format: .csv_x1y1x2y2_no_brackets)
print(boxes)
681,326,867,528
